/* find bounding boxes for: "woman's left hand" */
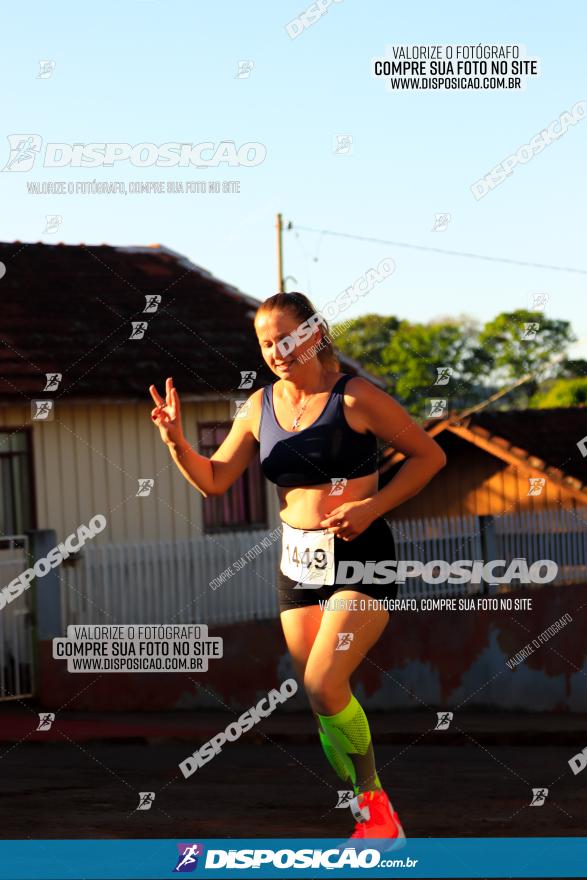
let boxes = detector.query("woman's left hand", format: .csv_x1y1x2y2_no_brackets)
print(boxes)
320,498,379,541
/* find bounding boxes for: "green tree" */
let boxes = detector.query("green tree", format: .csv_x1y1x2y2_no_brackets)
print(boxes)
334,314,495,415
478,310,576,393
332,314,400,378
529,377,587,408
557,358,587,379
332,308,578,416
380,319,490,414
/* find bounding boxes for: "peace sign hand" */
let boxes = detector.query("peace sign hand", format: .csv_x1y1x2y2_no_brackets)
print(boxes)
149,376,186,447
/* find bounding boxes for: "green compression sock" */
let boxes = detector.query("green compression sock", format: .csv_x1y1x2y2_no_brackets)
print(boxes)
317,695,383,795
315,715,355,785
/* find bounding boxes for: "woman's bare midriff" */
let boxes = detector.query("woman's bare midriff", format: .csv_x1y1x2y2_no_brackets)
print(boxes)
276,473,379,529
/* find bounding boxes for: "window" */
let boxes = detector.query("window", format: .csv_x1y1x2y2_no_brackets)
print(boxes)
0,430,34,535
198,423,266,532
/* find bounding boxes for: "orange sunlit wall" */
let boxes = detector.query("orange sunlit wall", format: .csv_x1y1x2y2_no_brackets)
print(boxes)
386,432,580,520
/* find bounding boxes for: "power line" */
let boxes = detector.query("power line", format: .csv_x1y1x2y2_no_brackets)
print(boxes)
290,224,587,276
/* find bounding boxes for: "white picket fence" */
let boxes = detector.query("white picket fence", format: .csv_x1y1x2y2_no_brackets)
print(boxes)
60,508,587,627
60,530,282,629
494,507,587,585
389,514,483,598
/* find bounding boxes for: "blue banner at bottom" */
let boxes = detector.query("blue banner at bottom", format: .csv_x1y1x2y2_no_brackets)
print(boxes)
0,838,585,879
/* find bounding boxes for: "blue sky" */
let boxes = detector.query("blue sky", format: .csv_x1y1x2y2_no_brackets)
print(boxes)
2,0,586,356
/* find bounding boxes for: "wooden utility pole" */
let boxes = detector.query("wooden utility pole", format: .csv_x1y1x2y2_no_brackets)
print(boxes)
276,213,284,292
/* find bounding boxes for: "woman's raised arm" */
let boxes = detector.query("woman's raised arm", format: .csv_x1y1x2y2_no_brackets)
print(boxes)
149,376,261,497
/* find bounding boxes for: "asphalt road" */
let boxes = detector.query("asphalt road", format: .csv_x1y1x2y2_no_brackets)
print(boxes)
1,741,583,840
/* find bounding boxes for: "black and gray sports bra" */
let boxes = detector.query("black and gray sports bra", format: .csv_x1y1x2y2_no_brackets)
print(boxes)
259,374,378,488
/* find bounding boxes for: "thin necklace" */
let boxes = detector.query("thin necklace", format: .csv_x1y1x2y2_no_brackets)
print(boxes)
282,385,314,430
282,376,330,429
288,392,311,430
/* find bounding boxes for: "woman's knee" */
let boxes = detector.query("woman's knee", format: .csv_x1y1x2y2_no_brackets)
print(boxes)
303,665,349,711
289,655,307,686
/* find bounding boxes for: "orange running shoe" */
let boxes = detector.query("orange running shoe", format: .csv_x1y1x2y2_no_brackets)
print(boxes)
347,789,406,850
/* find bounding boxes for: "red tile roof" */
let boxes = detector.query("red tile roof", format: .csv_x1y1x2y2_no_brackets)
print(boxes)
378,405,587,505
413,407,587,500
464,407,587,486
0,241,378,401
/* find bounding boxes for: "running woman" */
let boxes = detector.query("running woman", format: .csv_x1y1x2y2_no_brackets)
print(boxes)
149,291,446,843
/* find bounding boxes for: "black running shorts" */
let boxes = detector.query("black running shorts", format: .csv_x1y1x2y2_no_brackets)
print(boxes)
277,516,399,613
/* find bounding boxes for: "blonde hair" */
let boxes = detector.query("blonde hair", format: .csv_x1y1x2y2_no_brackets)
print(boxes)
255,291,340,371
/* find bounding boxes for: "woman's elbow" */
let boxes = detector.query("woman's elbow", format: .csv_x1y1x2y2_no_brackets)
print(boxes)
431,446,447,471
200,482,221,498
